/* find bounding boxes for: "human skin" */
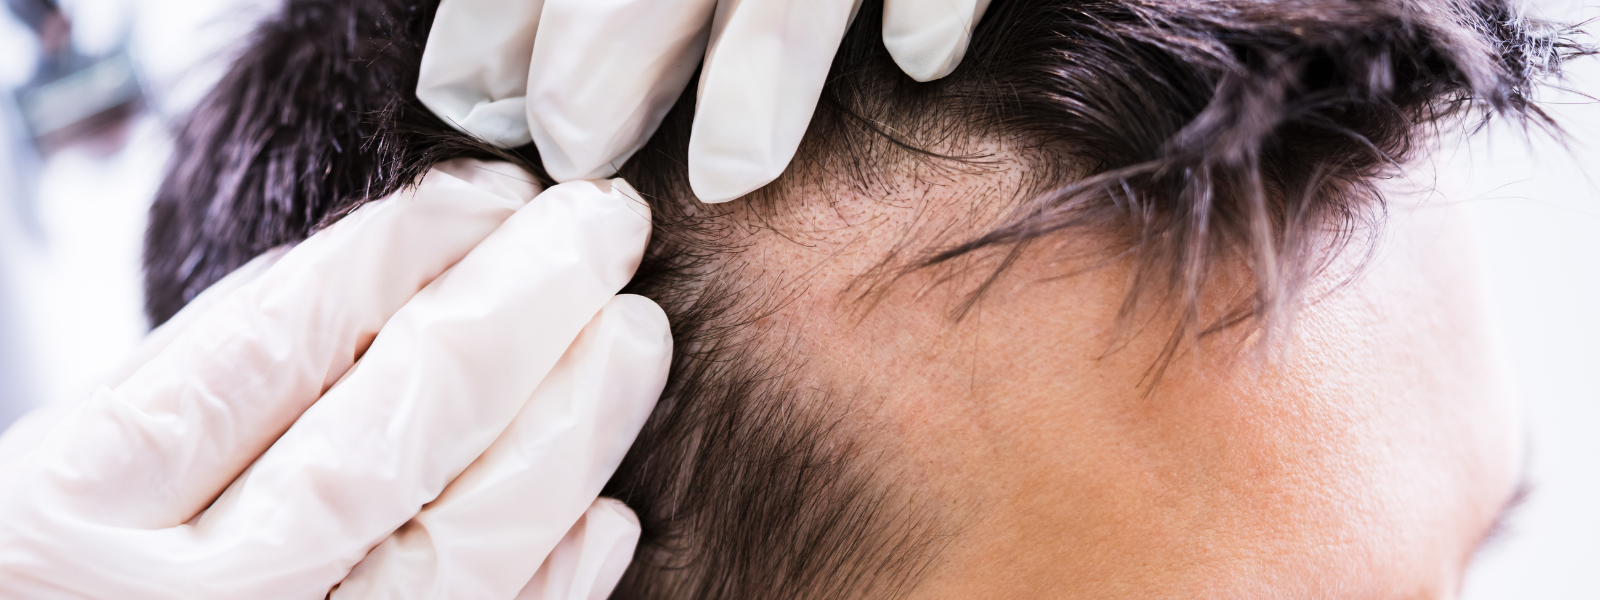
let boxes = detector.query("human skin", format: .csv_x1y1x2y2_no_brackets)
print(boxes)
713,152,1523,598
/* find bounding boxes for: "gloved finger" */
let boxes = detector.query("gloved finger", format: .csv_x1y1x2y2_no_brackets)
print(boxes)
0,400,73,468
25,159,539,530
515,498,642,600
0,246,290,467
687,0,864,203
181,179,651,597
882,0,991,81
334,295,669,599
417,0,546,147
526,0,716,182
109,246,294,389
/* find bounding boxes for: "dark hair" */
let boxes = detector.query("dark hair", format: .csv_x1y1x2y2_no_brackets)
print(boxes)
143,0,1582,597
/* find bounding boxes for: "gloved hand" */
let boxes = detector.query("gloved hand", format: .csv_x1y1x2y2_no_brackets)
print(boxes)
416,0,992,203
0,159,670,599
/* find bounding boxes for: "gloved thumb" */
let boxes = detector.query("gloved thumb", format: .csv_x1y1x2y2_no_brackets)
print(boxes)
516,498,641,600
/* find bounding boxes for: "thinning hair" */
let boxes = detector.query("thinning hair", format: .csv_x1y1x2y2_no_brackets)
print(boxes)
143,0,1581,597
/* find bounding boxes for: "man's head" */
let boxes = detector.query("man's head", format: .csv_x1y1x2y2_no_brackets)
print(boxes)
143,0,1578,597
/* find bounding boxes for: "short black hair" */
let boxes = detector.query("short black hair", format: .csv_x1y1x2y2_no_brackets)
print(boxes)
142,0,1582,597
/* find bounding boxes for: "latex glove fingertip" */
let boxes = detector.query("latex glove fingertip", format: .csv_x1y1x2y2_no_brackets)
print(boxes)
686,0,861,204
883,0,993,82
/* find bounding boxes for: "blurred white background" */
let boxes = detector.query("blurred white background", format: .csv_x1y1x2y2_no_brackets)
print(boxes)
0,0,1593,596
1455,1,1600,595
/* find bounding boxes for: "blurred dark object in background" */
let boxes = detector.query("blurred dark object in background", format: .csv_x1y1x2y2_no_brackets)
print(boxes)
4,0,54,32
7,0,143,154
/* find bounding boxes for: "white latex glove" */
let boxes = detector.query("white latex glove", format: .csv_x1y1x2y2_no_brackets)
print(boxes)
333,294,667,599
0,159,668,599
416,0,992,203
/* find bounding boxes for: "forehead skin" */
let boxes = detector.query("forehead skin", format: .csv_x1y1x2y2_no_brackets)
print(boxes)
717,153,1522,598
